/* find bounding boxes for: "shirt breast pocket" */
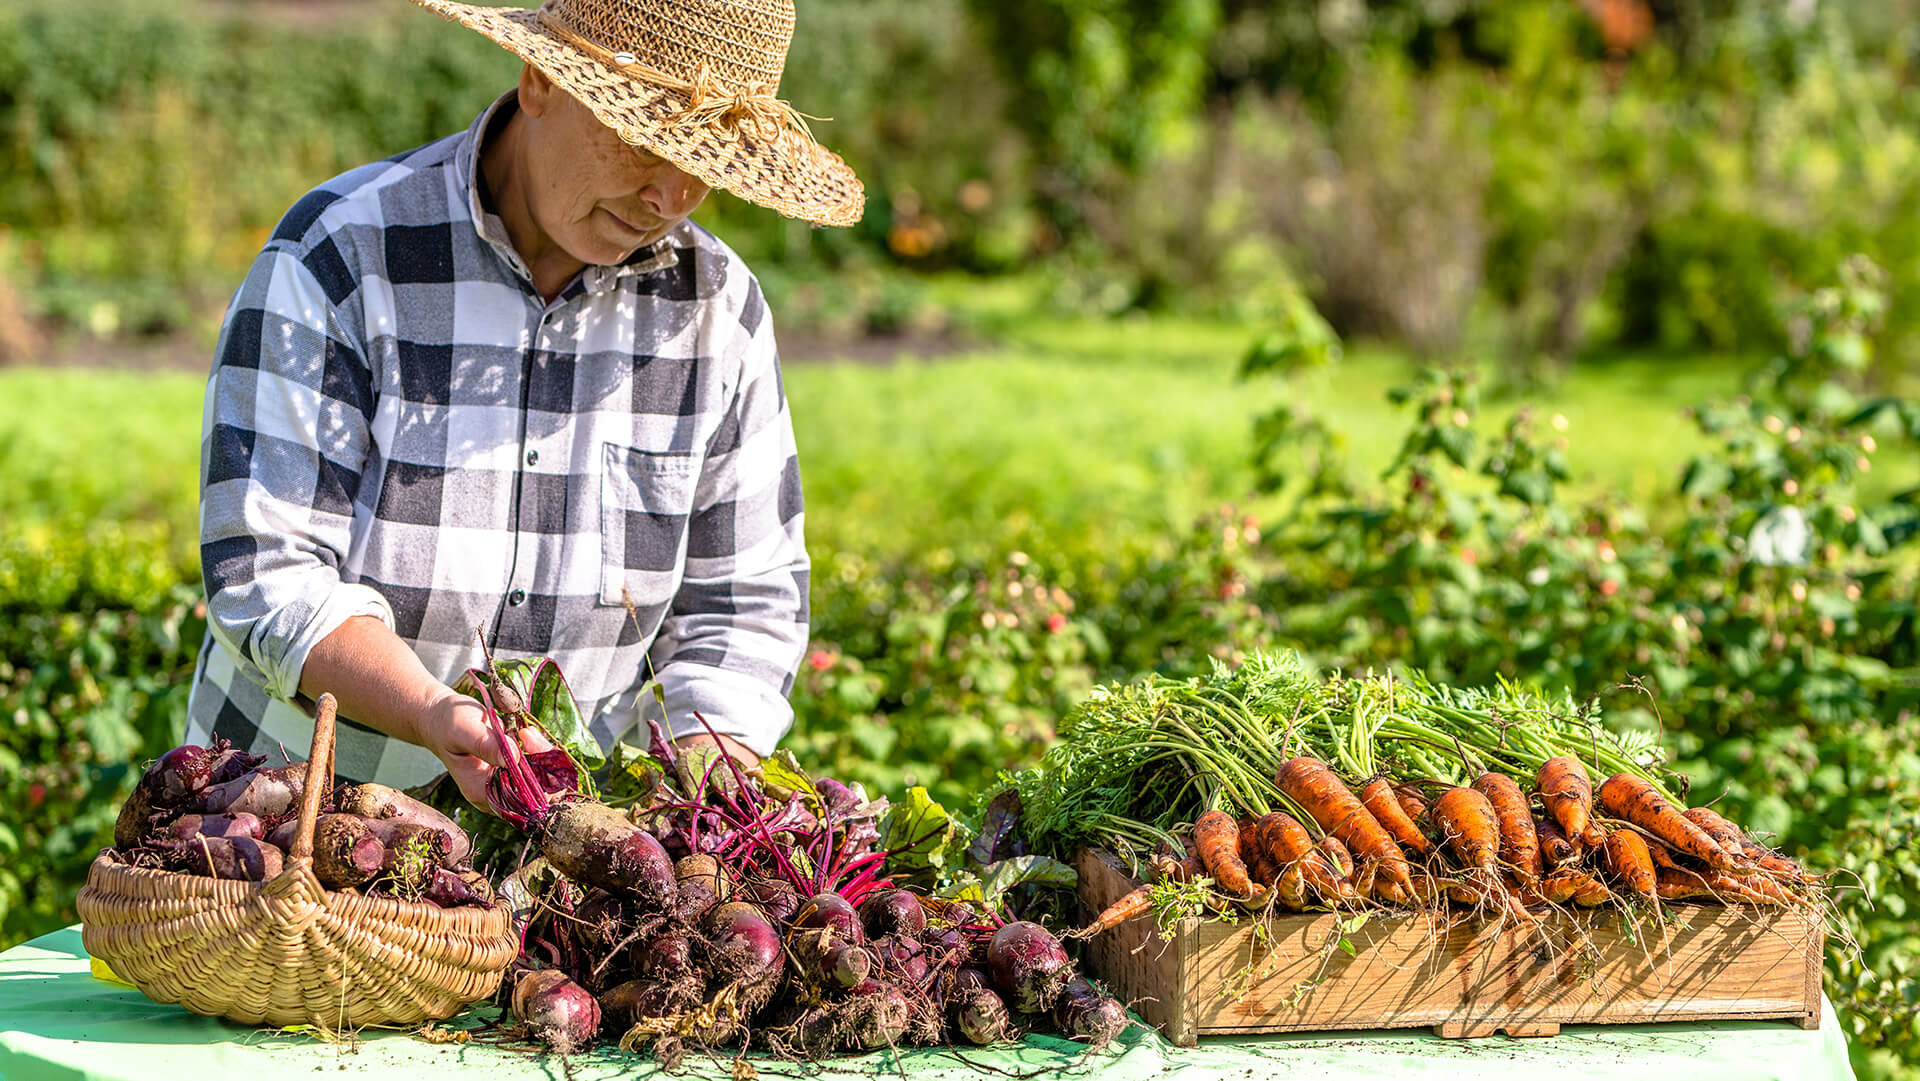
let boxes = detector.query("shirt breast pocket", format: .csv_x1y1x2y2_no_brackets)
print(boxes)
599,443,700,609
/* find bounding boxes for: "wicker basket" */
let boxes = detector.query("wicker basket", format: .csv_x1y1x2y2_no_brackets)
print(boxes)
77,693,519,1029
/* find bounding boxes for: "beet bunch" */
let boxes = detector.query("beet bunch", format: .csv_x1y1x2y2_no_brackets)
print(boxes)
110,741,493,908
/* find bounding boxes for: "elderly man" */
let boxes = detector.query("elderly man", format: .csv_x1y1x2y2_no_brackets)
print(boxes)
184,0,863,809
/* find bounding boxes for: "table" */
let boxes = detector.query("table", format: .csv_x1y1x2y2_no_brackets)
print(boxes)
0,927,1856,1081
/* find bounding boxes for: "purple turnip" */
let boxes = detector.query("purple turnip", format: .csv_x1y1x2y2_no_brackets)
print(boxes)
986,921,1072,1013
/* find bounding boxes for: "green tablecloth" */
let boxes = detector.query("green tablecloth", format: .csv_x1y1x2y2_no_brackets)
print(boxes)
0,927,1855,1081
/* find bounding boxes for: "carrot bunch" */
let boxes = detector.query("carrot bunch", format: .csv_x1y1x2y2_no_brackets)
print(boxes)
1079,754,1822,935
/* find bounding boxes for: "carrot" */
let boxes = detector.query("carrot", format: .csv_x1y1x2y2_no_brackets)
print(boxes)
1078,885,1152,937
1276,757,1415,900
1596,774,1740,872
1237,816,1262,864
1272,863,1309,910
1194,810,1255,899
1317,835,1356,880
1362,778,1433,858
1536,756,1594,841
1571,873,1614,907
1601,828,1657,897
1537,867,1583,904
1655,866,1797,906
1150,850,1204,884
1535,816,1575,868
1472,772,1540,884
1683,807,1820,883
1255,811,1354,903
1507,871,1550,910
1430,787,1501,879
1395,784,1430,829
1679,806,1747,858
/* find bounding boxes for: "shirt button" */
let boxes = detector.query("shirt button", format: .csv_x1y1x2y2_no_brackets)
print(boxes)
508,589,527,607
525,448,540,467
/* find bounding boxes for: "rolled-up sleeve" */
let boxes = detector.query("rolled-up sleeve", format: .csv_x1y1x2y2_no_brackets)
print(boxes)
646,277,808,757
200,244,390,703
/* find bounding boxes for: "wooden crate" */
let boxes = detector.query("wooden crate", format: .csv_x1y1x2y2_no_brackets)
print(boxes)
1074,848,1825,1046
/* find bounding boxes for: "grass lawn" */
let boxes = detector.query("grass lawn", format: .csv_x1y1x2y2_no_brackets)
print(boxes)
0,309,1902,585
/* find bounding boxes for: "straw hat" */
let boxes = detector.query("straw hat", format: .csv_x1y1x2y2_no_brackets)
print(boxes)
411,0,863,227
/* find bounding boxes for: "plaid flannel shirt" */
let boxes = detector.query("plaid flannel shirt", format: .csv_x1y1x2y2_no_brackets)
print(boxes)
185,95,810,787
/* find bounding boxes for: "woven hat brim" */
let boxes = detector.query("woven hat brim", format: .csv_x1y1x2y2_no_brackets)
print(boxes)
409,0,864,227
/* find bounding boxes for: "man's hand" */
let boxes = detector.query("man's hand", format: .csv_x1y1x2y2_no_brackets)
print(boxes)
422,691,558,810
300,616,556,815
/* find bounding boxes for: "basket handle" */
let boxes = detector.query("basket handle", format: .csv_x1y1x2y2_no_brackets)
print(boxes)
286,692,339,866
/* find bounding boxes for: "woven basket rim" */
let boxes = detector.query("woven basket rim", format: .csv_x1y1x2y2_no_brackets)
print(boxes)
84,847,516,928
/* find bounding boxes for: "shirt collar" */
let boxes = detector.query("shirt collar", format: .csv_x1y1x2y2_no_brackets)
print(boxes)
458,92,680,295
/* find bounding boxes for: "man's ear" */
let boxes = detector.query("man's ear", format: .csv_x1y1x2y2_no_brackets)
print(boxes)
517,62,555,117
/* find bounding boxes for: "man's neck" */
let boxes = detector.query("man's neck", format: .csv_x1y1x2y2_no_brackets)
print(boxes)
478,104,584,304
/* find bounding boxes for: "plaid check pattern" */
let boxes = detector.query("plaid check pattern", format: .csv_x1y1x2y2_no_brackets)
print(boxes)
185,95,810,787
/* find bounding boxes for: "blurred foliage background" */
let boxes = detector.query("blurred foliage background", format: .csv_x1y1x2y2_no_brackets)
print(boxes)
4,0,1920,1076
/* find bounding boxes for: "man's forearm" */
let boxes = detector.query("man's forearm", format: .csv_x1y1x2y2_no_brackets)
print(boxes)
296,614,457,746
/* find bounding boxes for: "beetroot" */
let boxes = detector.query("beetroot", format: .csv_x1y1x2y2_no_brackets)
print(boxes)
869,933,931,989
949,977,1014,1045
206,743,267,785
311,814,386,889
789,924,872,990
668,879,719,925
743,878,802,923
165,835,284,881
150,745,216,805
164,812,265,843
336,782,471,864
514,968,601,1054
841,979,912,1049
636,931,699,984
859,889,926,939
540,801,676,908
986,921,1072,1013
673,853,730,901
1051,978,1129,1048
419,865,493,908
194,765,305,818
115,744,220,849
705,901,784,987
599,978,701,1033
921,925,968,967
794,893,863,942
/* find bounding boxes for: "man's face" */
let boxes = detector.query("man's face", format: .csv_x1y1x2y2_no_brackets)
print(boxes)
519,68,712,267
